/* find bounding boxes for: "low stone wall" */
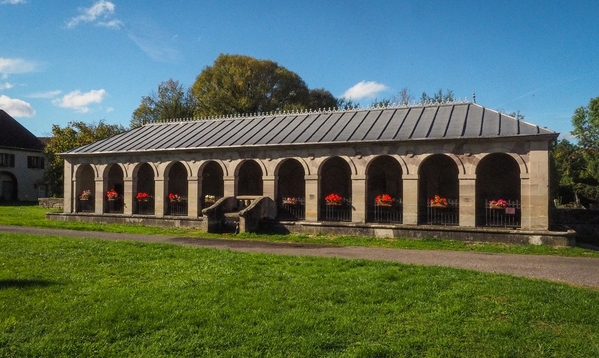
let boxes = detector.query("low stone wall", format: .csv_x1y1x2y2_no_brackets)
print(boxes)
264,221,576,247
38,198,64,209
46,212,203,228
551,208,599,243
46,212,576,247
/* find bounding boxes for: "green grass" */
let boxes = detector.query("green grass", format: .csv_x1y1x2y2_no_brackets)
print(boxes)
1,233,599,357
2,203,599,257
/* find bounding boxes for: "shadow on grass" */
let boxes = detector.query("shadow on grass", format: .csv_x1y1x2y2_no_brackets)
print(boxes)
0,279,57,289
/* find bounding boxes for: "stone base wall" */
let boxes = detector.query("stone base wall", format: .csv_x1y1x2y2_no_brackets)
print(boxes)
38,198,64,208
264,221,576,247
46,212,203,228
551,208,599,243
46,213,576,247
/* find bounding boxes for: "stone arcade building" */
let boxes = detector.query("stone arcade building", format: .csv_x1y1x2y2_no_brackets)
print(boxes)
56,101,572,245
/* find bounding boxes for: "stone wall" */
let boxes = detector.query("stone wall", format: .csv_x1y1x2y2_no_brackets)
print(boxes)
551,208,599,243
38,197,64,209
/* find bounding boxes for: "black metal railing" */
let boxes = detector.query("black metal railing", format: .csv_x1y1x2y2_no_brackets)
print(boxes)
426,198,459,226
168,200,188,216
278,198,305,220
78,199,94,213
368,199,403,223
484,199,521,227
135,199,154,215
320,199,352,222
105,198,123,214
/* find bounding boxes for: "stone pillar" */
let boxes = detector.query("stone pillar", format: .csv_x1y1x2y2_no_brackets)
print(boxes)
154,177,166,217
223,176,236,197
64,160,74,213
521,141,551,229
458,174,476,227
351,174,366,223
94,176,105,214
187,176,199,217
123,176,134,215
263,175,276,199
305,174,319,221
402,174,419,225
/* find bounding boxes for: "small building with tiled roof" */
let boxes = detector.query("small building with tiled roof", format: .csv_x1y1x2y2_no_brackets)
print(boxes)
0,109,46,201
57,101,569,244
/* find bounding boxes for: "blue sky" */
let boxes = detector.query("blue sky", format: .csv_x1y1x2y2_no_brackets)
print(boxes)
1,0,597,139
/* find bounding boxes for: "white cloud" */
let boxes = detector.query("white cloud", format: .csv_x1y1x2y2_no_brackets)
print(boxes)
0,57,38,75
0,82,13,90
28,90,62,99
97,19,124,29
106,107,115,113
341,81,390,100
66,1,120,29
1,0,27,4
52,89,106,113
0,95,35,117
128,32,179,62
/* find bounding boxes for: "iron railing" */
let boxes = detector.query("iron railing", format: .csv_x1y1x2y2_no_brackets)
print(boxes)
426,198,459,226
484,199,521,227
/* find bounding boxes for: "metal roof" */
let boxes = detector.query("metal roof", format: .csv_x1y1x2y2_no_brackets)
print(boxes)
64,102,557,155
0,109,44,151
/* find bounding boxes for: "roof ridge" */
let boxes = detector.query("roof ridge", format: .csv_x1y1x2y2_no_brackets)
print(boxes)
142,98,472,126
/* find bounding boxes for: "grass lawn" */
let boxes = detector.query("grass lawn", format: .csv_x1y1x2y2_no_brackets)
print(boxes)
1,203,598,258
1,233,599,357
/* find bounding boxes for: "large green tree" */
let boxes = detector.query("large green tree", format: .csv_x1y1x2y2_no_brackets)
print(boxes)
44,121,126,196
552,96,599,206
191,54,335,117
130,79,197,128
571,96,599,149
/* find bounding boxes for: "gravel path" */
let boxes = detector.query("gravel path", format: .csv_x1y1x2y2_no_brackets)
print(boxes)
2,225,599,289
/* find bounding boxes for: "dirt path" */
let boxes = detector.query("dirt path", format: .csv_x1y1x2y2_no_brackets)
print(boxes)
2,225,599,289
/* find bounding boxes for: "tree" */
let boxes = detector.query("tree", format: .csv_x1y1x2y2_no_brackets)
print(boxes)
420,89,455,103
44,120,126,196
192,54,336,117
571,96,599,149
131,79,197,128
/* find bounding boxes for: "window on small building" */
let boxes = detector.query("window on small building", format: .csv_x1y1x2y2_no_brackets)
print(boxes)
0,153,15,168
27,156,45,169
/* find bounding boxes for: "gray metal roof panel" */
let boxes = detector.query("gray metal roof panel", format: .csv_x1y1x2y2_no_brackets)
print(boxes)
63,103,557,155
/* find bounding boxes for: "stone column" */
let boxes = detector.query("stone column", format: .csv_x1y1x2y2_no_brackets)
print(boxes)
123,176,134,215
458,174,476,227
521,141,551,229
187,176,199,217
351,174,366,223
402,174,419,225
94,176,105,214
263,175,276,199
154,177,166,217
223,176,236,197
304,174,319,221
64,160,73,213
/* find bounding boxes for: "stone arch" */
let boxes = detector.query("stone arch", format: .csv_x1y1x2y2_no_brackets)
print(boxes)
74,164,95,199
163,160,193,179
472,150,528,175
200,160,224,208
132,162,159,178
366,155,403,203
0,171,18,201
198,159,228,178
475,153,522,226
318,156,352,221
273,156,311,177
276,158,306,200
135,163,155,196
237,160,263,196
166,161,189,198
418,154,459,224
